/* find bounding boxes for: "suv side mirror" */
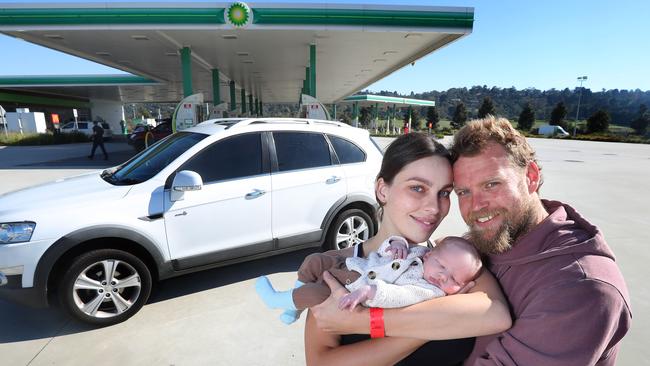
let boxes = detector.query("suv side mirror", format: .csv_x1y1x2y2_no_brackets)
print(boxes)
171,170,203,202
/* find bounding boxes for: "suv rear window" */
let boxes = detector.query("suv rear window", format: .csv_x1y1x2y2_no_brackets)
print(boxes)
273,132,331,172
328,135,366,164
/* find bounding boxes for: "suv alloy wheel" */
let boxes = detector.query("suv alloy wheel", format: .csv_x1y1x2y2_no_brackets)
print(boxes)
326,208,375,250
58,249,152,325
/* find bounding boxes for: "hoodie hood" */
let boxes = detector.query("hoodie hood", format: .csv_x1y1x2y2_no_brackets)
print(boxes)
489,199,615,266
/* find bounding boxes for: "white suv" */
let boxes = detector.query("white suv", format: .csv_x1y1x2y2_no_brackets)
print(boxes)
0,118,382,325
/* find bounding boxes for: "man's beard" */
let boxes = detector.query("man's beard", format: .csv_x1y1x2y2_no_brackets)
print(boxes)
467,201,536,255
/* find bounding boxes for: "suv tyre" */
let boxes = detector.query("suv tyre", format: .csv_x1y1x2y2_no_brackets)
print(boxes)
325,208,375,250
58,249,152,326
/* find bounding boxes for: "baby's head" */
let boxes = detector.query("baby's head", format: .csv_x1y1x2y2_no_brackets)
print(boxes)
422,236,482,295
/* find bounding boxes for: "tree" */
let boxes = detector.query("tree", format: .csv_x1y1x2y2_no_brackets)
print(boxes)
136,105,152,119
451,102,467,129
359,106,372,127
426,106,440,130
630,104,649,135
478,97,496,118
518,102,535,131
587,109,610,134
549,102,567,128
402,107,420,131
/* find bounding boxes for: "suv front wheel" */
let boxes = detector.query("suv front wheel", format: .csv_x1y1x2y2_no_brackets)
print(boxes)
325,208,375,251
58,249,152,326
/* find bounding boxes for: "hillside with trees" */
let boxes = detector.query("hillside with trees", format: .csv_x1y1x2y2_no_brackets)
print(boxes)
124,86,650,139
370,86,650,127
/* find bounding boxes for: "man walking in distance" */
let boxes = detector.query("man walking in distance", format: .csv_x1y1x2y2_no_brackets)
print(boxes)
88,121,108,160
452,116,631,365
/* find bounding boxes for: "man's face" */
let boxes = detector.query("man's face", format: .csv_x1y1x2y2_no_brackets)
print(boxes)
453,143,537,254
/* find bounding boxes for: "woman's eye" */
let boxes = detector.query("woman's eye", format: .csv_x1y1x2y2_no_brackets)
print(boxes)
410,186,424,193
439,190,451,198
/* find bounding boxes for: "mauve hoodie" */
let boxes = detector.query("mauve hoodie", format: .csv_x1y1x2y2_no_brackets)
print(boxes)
465,200,631,366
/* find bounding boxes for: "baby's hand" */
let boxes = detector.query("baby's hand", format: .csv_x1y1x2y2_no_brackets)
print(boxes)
338,285,377,311
386,237,409,259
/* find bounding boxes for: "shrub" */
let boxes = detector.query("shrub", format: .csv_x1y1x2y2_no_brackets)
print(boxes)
0,131,89,146
569,133,649,144
586,109,610,134
438,126,454,136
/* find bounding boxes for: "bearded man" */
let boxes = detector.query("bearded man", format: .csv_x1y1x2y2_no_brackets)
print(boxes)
452,116,631,365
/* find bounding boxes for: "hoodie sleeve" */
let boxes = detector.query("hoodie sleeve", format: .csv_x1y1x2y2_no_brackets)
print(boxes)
472,278,631,366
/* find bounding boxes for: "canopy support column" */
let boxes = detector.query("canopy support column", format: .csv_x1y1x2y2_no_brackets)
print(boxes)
241,88,247,115
180,47,193,97
229,81,236,112
374,102,379,133
211,69,221,105
309,44,316,98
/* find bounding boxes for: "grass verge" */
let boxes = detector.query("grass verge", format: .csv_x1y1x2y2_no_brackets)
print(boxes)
0,131,89,146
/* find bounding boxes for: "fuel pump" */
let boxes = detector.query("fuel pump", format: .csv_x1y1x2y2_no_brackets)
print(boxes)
172,93,206,132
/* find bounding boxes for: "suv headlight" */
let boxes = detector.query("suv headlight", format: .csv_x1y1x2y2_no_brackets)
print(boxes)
0,222,36,244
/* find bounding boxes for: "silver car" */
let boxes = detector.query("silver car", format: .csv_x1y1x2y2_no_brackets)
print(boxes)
60,121,114,140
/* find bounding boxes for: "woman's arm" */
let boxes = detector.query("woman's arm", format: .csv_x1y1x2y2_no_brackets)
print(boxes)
305,310,426,366
312,270,512,340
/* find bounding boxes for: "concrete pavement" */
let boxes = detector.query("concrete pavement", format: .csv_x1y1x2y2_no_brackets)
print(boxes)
0,137,648,365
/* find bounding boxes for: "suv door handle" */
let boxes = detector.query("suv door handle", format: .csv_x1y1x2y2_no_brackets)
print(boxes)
245,189,266,200
326,176,341,184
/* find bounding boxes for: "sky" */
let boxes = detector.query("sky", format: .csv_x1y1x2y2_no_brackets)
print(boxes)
0,0,649,93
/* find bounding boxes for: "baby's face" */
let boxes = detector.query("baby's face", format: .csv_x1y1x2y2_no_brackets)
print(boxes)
422,243,477,295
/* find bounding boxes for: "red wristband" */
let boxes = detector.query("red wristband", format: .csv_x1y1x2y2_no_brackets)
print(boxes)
369,307,385,338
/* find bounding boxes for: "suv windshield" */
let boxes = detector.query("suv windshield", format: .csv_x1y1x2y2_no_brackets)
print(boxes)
102,132,207,185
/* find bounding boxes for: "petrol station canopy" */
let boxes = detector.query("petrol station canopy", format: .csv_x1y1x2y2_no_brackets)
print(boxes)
0,2,474,105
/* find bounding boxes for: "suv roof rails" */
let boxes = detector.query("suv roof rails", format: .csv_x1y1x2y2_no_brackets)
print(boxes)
229,118,350,129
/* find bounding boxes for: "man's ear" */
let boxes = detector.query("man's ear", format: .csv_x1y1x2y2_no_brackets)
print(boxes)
376,178,389,205
525,161,541,194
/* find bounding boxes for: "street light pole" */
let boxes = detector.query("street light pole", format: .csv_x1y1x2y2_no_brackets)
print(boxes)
574,75,588,136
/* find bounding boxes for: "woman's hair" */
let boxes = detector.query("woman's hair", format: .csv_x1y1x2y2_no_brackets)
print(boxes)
376,133,451,219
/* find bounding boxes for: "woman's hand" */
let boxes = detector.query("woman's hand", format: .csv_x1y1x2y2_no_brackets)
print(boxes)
312,271,368,334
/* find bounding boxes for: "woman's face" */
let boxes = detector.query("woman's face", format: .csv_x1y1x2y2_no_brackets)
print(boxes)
376,155,453,244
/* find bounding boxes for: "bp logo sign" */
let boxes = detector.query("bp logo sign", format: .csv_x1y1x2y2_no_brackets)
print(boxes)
225,2,253,28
